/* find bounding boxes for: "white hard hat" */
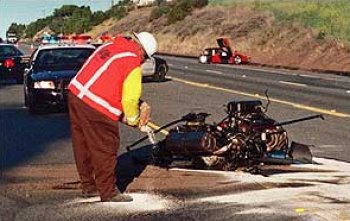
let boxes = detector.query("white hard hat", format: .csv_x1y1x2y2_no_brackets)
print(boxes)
133,32,157,58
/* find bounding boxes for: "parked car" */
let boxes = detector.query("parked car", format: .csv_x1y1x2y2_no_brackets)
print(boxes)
199,38,249,65
142,56,168,82
0,43,26,83
24,44,95,113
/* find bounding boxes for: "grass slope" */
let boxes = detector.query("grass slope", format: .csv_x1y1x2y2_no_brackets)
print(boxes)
89,3,350,72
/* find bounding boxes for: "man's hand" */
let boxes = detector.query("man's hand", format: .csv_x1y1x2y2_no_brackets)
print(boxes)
139,101,151,127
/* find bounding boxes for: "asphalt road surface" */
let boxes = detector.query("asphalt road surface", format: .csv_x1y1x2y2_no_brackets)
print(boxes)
0,46,349,221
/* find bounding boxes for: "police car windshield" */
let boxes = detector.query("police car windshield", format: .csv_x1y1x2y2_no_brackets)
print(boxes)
33,48,94,72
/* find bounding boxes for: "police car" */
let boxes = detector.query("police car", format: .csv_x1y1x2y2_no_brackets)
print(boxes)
24,44,95,113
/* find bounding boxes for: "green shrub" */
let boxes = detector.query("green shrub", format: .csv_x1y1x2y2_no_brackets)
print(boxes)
192,0,209,8
208,0,350,43
149,6,170,21
317,29,326,40
167,0,192,24
167,0,208,24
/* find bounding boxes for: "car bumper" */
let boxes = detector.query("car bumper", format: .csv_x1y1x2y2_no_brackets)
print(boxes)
30,88,69,107
0,69,20,79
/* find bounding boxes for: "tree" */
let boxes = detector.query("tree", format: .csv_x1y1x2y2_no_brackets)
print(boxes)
6,23,26,38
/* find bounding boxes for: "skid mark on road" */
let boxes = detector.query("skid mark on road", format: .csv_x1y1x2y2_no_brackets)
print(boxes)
170,77,350,118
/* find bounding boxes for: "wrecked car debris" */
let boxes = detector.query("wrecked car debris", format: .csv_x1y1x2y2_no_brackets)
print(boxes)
127,95,324,171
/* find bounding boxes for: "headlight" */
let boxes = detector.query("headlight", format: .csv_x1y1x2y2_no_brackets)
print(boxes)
33,81,55,89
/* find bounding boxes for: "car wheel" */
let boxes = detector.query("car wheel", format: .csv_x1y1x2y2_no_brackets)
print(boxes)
234,55,242,64
154,65,166,82
199,55,208,64
28,103,40,114
27,96,40,114
24,91,28,107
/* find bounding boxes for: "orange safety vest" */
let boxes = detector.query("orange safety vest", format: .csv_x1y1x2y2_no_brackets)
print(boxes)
68,37,142,121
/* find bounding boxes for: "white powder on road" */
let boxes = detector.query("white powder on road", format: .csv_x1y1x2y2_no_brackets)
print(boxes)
192,157,350,221
65,193,176,213
61,158,350,220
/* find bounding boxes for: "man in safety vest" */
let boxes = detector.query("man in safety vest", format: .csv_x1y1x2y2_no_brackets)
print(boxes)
68,32,157,202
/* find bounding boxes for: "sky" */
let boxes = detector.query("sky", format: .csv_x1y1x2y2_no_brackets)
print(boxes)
0,0,113,39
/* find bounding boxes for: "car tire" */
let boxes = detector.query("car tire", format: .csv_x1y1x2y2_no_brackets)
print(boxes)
234,55,242,64
154,65,166,82
27,96,40,114
199,55,208,64
24,92,28,107
28,103,40,114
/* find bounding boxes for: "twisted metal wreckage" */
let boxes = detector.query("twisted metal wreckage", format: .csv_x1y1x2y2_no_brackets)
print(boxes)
127,93,324,172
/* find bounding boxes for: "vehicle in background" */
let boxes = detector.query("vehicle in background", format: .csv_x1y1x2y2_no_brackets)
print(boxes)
0,43,26,84
6,32,19,44
199,38,249,65
24,44,95,113
142,56,168,82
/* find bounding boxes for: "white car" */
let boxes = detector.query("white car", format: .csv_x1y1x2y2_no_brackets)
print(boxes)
142,56,168,82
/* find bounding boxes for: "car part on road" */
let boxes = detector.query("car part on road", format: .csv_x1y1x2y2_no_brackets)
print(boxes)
127,95,324,171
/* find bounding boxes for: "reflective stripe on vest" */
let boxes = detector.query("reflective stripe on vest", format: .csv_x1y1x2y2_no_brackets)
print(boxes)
77,42,113,75
70,51,137,118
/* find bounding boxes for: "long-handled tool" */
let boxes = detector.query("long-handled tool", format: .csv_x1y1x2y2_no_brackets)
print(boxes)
126,113,207,151
126,119,183,151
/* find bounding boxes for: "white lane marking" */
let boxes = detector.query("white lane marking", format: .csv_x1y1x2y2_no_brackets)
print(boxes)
346,90,350,94
299,74,321,79
167,63,173,67
205,69,223,75
227,65,298,76
318,145,347,148
279,81,307,87
172,77,350,117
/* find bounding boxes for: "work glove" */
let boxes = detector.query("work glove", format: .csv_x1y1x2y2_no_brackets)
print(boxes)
139,101,151,127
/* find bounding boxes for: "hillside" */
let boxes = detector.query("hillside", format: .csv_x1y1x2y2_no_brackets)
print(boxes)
87,5,350,73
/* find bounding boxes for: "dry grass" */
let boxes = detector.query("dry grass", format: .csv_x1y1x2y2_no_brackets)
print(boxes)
85,18,118,38
87,6,350,72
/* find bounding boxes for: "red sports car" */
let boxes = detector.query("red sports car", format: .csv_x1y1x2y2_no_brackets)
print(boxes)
199,38,250,64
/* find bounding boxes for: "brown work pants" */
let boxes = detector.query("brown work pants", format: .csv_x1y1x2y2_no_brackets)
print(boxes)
68,92,119,201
